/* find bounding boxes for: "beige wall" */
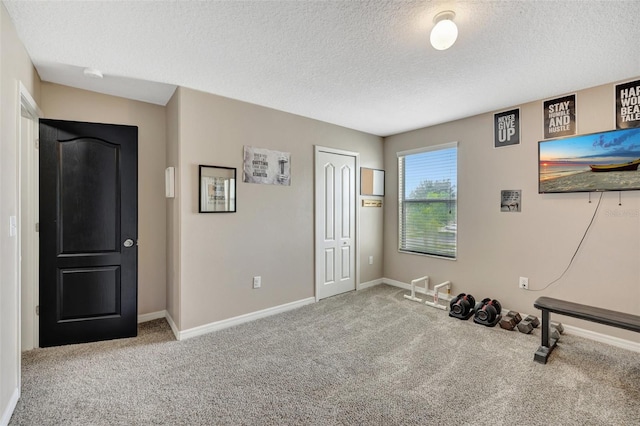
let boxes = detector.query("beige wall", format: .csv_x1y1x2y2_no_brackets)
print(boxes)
384,79,640,342
40,83,168,316
0,3,41,422
172,87,383,330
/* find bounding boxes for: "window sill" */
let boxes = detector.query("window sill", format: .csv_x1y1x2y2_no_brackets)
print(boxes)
398,249,457,261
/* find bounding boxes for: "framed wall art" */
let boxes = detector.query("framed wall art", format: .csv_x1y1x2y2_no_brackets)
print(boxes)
543,94,576,139
360,167,385,196
494,108,520,148
243,146,291,186
199,165,236,213
615,79,640,129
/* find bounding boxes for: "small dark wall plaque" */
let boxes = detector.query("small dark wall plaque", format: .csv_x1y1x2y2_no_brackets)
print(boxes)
501,190,521,212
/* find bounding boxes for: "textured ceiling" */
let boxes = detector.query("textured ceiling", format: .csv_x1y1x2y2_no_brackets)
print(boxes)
4,1,640,137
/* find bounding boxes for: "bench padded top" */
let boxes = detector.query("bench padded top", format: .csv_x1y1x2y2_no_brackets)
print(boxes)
534,297,640,333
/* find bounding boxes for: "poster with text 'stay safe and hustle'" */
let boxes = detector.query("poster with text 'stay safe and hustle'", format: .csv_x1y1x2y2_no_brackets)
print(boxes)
616,79,640,129
543,94,576,139
243,146,291,186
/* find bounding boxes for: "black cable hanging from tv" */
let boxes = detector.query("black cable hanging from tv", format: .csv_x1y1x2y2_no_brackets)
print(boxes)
530,192,603,292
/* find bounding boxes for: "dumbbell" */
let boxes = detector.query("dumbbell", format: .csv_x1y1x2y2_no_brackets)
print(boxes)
517,315,540,334
449,293,476,320
473,298,502,327
549,322,564,340
499,311,522,330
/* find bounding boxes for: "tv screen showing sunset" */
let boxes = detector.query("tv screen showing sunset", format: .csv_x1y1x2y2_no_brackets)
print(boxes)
539,127,640,193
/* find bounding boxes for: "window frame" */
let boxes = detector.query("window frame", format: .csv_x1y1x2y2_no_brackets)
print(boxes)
397,142,458,259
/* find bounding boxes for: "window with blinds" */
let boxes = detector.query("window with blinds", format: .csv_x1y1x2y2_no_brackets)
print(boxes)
398,142,457,258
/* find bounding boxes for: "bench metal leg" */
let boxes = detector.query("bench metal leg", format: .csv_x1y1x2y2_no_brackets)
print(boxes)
534,309,557,364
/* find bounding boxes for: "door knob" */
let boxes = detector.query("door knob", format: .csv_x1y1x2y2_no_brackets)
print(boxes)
123,238,135,248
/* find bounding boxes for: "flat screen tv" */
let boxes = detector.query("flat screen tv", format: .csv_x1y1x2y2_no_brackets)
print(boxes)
538,127,640,193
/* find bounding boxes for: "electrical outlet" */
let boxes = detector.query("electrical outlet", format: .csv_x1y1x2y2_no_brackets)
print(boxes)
369,256,373,265
253,276,261,289
519,277,529,290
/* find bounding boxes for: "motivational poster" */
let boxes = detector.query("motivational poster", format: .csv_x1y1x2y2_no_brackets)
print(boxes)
543,94,576,139
243,146,291,186
616,79,640,129
494,108,520,148
500,190,521,212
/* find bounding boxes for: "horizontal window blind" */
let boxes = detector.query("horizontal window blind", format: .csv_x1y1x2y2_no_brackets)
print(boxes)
398,143,457,258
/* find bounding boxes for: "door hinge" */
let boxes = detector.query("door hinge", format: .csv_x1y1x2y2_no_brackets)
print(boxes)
35,138,39,149
35,222,39,232
36,305,39,315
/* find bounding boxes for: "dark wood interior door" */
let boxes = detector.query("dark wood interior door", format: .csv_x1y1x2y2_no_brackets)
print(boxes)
39,119,138,347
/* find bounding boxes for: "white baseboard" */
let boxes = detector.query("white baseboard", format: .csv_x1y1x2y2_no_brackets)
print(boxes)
357,278,383,290
1,387,19,426
562,324,640,353
495,305,640,355
383,277,452,302
165,311,180,341
138,310,167,323
146,285,640,355
178,297,316,341
383,277,412,291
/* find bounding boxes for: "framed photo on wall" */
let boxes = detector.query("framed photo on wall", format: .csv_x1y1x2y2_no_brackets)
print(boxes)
199,165,236,213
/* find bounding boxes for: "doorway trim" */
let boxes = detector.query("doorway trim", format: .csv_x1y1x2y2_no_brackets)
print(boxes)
18,81,42,358
314,145,360,302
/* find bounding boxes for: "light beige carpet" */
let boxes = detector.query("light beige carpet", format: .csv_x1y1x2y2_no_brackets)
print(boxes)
10,285,640,425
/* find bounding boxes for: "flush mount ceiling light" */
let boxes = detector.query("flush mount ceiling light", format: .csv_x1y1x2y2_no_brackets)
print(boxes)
430,10,458,51
83,67,103,79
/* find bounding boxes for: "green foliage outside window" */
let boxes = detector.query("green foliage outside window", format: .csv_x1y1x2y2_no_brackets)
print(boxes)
398,145,457,258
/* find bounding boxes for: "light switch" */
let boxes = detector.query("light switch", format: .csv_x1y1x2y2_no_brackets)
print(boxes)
9,216,17,237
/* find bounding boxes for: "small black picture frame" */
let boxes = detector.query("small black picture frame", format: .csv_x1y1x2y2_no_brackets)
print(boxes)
199,165,236,213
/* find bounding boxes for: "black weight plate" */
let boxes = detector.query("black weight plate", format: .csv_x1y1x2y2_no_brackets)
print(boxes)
451,303,463,315
476,309,488,321
449,296,461,310
485,305,497,322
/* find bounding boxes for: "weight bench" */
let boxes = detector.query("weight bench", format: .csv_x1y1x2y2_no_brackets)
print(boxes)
533,296,640,364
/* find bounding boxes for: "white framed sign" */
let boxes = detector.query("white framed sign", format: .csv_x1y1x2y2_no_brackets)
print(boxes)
243,146,291,186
